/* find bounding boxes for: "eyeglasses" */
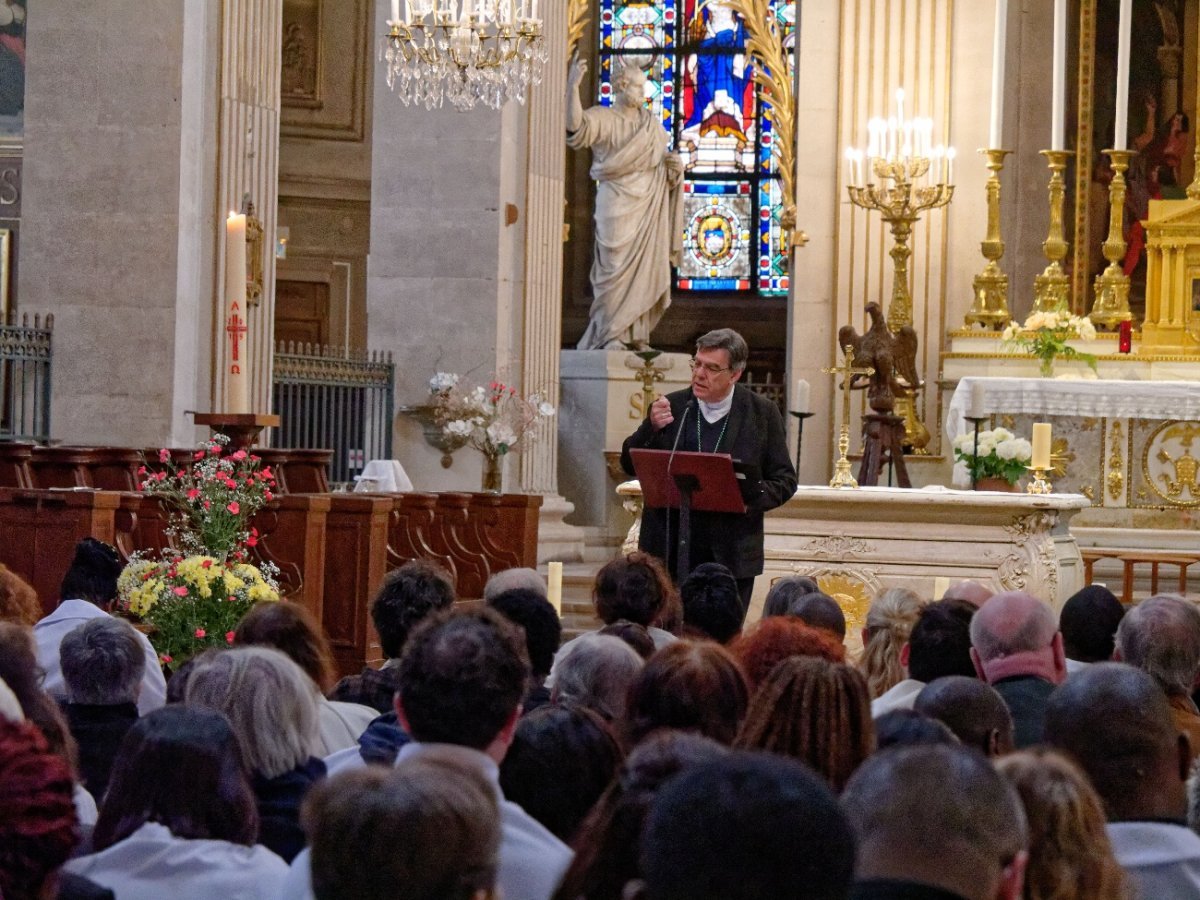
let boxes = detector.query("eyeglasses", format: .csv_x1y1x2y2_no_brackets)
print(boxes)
689,359,732,375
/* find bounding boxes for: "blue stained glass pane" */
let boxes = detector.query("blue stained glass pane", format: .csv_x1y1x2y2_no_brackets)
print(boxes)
678,181,753,291
758,179,788,294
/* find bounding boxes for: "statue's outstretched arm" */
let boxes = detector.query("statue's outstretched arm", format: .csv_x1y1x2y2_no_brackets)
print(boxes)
567,56,587,134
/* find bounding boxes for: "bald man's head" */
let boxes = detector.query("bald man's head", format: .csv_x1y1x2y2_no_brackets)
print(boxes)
970,592,1065,685
943,581,993,608
1044,662,1189,822
915,676,1014,757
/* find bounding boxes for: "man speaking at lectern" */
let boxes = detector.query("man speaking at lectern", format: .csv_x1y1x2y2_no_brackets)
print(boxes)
620,328,797,614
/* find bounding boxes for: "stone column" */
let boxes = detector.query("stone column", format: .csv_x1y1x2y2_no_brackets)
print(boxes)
20,0,223,447
518,0,586,561
215,0,283,415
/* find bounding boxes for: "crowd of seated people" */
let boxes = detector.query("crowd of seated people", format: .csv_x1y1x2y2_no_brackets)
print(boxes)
9,538,1200,900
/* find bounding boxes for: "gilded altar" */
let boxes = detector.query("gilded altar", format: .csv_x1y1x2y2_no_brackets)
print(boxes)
1141,198,1200,354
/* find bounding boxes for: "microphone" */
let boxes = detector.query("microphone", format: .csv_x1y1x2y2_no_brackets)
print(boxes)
667,399,694,469
663,399,694,570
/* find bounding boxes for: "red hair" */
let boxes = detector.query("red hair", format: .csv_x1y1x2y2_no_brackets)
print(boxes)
730,617,845,689
0,719,79,900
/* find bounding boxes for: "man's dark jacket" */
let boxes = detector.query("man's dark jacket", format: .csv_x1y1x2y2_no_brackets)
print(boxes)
620,383,796,579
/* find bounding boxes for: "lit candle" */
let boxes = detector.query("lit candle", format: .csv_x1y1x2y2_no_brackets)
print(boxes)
390,0,400,23
1114,0,1131,149
794,378,811,414
945,146,956,185
989,0,1006,147
224,212,249,415
968,382,987,419
547,561,563,616
530,0,538,19
1051,0,1066,150
1031,423,1052,469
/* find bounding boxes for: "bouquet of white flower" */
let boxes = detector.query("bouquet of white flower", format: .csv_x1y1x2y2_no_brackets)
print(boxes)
1001,309,1098,377
952,427,1033,486
427,372,555,467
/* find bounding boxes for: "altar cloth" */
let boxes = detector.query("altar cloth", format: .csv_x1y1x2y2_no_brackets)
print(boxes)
947,377,1200,441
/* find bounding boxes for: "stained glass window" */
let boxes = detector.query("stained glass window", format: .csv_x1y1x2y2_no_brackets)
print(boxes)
597,0,795,296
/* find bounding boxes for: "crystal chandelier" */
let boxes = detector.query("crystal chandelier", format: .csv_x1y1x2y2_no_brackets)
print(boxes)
381,0,547,111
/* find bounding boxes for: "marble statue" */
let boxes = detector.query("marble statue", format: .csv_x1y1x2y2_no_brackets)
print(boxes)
567,58,684,351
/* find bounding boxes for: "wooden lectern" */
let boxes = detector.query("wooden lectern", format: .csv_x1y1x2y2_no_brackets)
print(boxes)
629,448,746,581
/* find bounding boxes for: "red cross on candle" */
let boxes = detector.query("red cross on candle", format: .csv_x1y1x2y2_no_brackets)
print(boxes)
225,303,248,363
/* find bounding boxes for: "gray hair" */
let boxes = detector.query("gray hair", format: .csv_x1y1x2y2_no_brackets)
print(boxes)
184,646,318,778
1116,595,1200,696
969,591,1058,662
483,567,547,602
60,617,145,705
695,329,749,373
550,633,644,722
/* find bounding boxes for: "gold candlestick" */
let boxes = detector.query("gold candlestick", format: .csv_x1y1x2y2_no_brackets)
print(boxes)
823,345,875,490
1032,150,1074,314
1026,465,1053,495
965,149,1012,329
1090,149,1135,330
625,348,669,420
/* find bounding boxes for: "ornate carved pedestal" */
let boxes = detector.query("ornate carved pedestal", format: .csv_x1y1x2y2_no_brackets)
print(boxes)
761,486,1089,629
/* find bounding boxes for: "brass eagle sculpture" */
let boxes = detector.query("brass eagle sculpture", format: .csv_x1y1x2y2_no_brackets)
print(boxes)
837,302,923,415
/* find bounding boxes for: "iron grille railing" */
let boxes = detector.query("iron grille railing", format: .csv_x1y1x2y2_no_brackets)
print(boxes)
742,368,786,417
271,343,395,487
0,313,53,442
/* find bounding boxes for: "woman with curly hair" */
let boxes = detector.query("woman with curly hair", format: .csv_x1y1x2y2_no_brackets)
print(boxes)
728,615,844,690
996,749,1129,900
735,656,874,792
0,565,41,627
859,587,925,699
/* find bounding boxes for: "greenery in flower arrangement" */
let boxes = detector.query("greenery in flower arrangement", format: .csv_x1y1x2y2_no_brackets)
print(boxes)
951,427,1033,487
427,372,556,489
117,436,280,670
1001,309,1098,377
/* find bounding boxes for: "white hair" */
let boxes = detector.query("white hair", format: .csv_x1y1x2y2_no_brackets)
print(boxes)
185,647,318,778
550,633,644,722
483,567,547,601
1116,595,1200,696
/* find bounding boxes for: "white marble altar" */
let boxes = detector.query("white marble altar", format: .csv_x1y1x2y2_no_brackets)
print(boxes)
758,486,1089,630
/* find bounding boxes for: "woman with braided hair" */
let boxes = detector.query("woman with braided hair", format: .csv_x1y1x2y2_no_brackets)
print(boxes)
0,717,107,900
734,656,875,793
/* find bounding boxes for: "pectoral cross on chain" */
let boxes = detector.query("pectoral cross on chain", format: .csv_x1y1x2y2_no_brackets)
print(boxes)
822,345,875,489
225,303,248,369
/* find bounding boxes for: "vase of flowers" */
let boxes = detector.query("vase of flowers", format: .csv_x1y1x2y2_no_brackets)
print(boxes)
951,427,1033,490
117,435,281,669
427,372,556,493
1001,309,1098,377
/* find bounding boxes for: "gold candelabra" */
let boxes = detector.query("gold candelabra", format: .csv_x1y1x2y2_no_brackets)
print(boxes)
1026,465,1053,495
965,149,1012,329
823,345,875,489
847,157,955,332
1032,150,1074,314
1089,149,1135,330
